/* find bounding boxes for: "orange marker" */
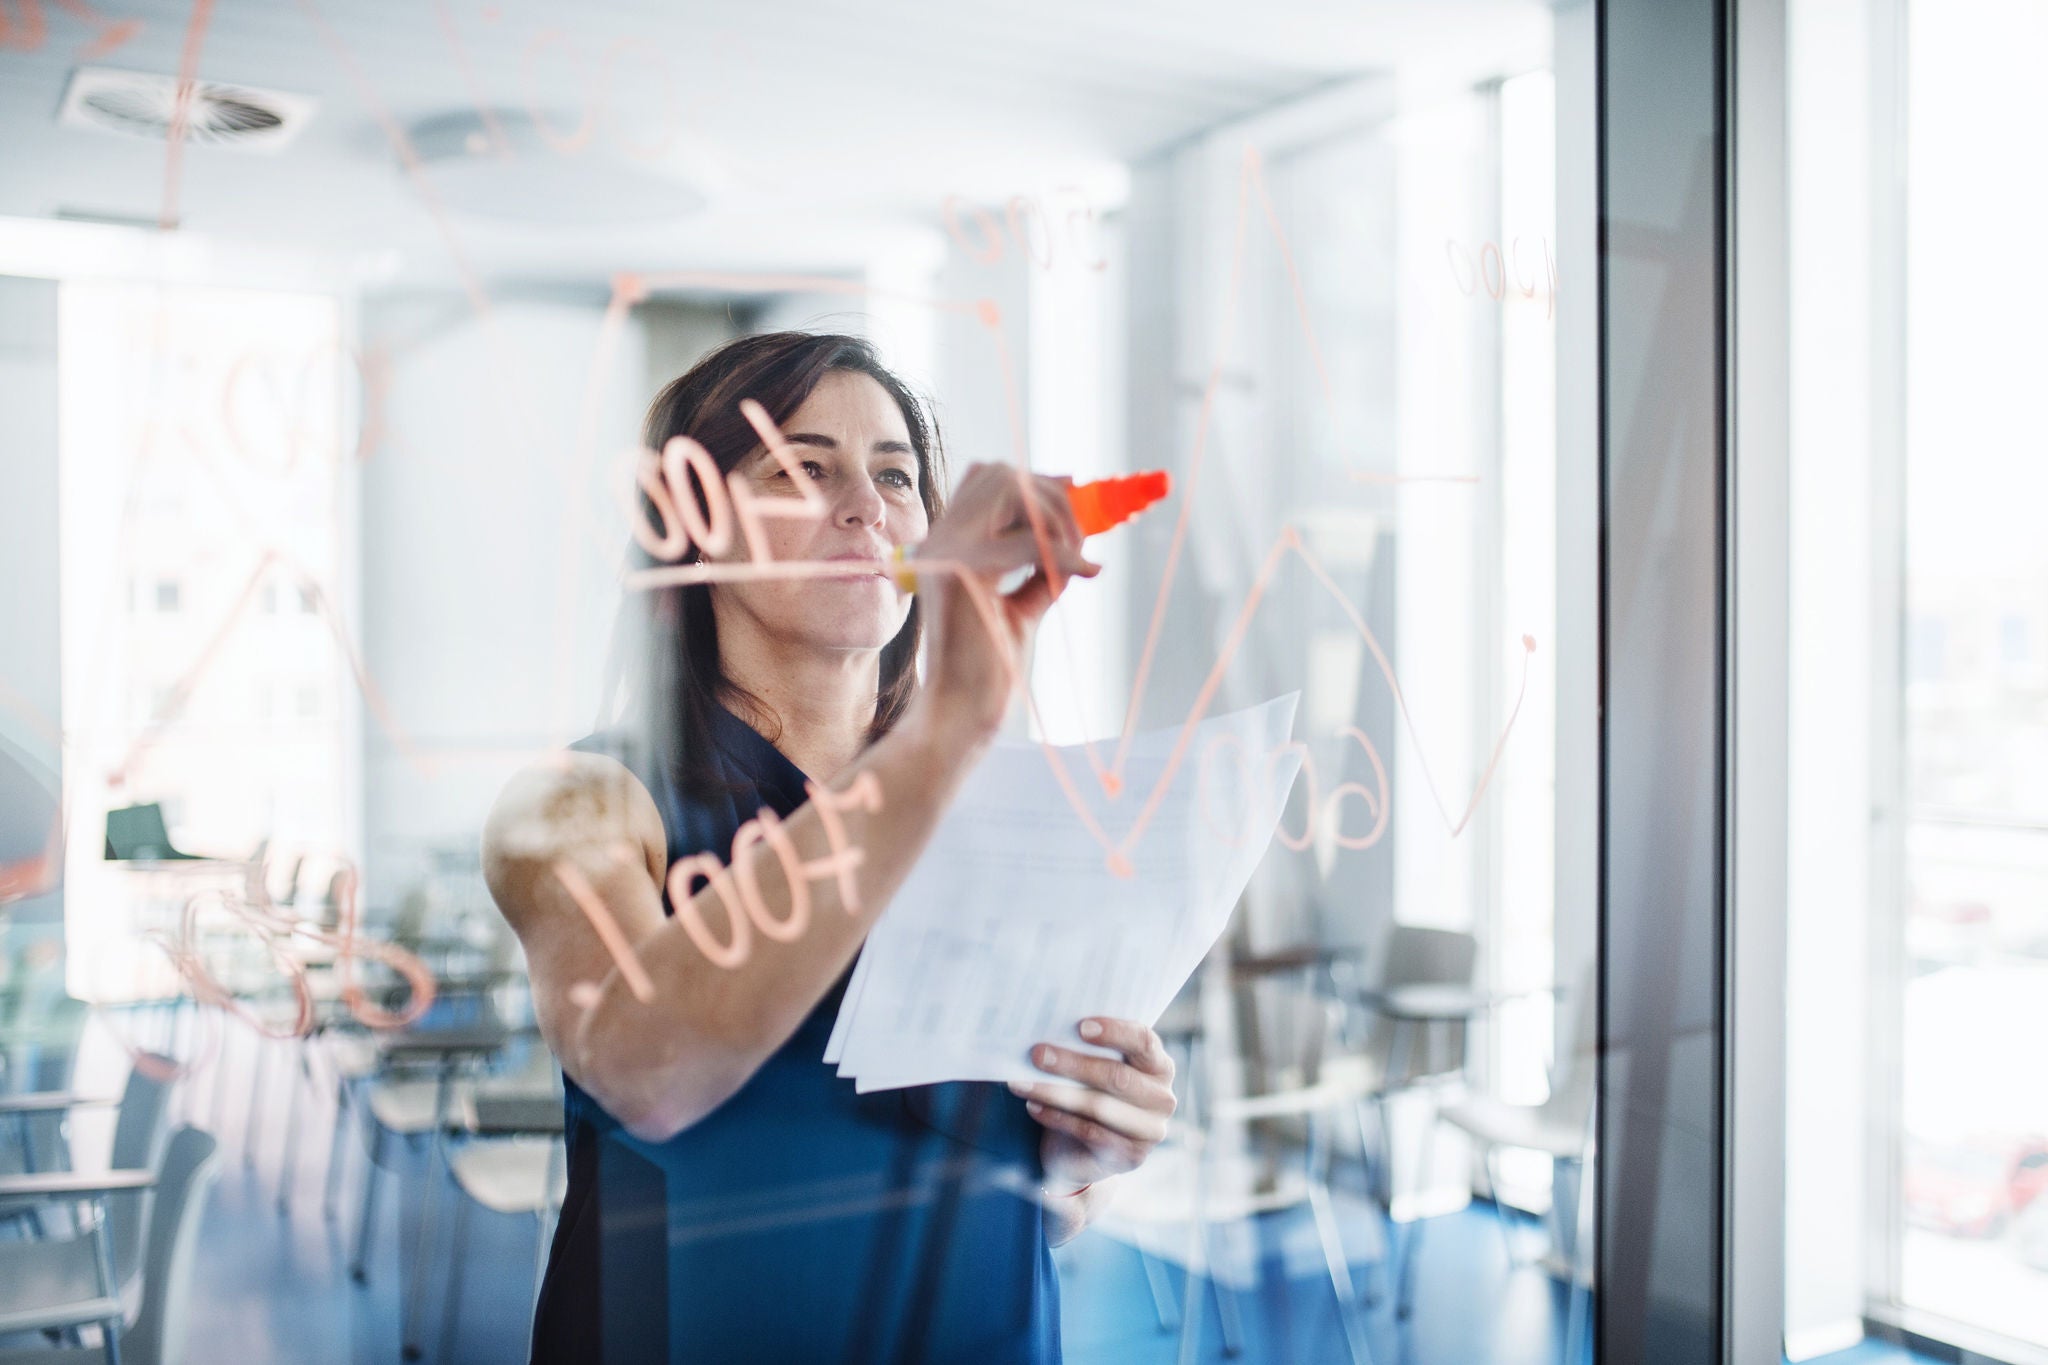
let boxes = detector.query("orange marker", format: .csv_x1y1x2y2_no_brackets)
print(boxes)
887,471,1172,593
1067,470,1171,537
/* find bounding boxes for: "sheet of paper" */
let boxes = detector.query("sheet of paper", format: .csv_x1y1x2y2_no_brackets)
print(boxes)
826,694,1301,1092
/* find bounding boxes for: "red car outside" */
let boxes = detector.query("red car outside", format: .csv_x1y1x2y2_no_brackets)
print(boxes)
1905,1135,2048,1239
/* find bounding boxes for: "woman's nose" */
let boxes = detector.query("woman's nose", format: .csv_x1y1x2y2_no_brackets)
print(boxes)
838,473,886,528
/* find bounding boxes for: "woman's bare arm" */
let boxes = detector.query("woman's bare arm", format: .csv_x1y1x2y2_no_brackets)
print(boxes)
484,713,986,1142
483,464,1098,1143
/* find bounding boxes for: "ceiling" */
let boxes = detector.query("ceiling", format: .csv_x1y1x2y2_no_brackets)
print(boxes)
0,0,1552,289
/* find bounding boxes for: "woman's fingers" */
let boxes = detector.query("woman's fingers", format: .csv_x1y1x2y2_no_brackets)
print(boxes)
1012,1083,1165,1156
927,464,1097,587
1031,1104,1143,1174
1009,1016,1178,1160
936,527,1100,583
1016,1019,1181,1197
1020,1041,1174,1112
968,463,1082,538
1006,466,1084,551
1009,1080,1170,1143
1075,1017,1176,1080
906,462,1104,741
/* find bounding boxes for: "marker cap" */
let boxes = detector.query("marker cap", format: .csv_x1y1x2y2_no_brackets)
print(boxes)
1067,470,1171,537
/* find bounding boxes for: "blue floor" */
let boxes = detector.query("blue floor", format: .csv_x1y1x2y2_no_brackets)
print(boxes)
197,1127,1601,1364
21,1024,1947,1364
1801,1346,1943,1365
177,1127,1945,1363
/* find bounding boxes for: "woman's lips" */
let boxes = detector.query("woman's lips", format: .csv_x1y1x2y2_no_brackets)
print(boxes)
822,554,888,580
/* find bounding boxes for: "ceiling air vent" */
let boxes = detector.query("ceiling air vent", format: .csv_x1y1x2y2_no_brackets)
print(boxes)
59,66,315,153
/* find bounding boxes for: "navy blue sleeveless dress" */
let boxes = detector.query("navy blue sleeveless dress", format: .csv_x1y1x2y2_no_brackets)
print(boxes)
528,707,1062,1363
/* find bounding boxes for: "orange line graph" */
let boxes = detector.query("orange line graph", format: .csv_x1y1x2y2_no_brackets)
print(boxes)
573,144,1532,882
36,12,1541,1002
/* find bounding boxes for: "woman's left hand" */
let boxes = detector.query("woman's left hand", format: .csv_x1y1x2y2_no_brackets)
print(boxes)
1010,1017,1177,1195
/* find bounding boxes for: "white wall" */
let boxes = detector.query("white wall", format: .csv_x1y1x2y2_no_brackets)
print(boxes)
1784,0,1877,1353
358,291,650,908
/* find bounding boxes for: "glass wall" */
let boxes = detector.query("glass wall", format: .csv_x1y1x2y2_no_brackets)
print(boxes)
0,2,1635,1361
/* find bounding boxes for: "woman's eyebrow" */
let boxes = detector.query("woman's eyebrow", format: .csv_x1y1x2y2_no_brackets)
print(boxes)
783,432,915,456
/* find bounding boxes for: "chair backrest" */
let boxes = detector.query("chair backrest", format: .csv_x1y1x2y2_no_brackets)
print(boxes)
120,1126,222,1365
108,1052,177,1286
1372,924,1479,1083
1379,924,1478,989
1543,968,1601,1126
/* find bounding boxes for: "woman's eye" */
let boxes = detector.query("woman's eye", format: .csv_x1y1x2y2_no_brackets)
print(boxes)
880,468,915,490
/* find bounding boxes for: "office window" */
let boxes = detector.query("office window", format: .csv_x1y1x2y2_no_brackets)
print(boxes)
57,280,356,1001
1896,1,2048,1347
1789,0,2048,1356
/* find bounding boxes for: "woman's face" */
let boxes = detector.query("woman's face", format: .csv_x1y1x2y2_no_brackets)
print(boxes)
706,368,930,657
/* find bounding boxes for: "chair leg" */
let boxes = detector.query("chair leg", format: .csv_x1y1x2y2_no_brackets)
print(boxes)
1353,1099,1390,1307
1394,1100,1442,1321
1367,1095,1395,1206
402,1137,448,1360
167,1000,191,1124
1171,1047,1221,1365
1174,1196,1206,1365
350,1123,385,1284
436,1182,473,1365
1205,1221,1246,1359
1483,1144,1522,1269
1179,1129,1204,1365
91,1200,122,1365
208,1010,233,1136
1305,1111,1373,1365
277,1041,309,1217
1304,1111,1354,1302
244,1033,269,1170
1138,1244,1181,1333
323,1070,355,1224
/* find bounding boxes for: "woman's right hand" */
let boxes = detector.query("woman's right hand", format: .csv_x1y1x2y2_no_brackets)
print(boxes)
907,463,1100,745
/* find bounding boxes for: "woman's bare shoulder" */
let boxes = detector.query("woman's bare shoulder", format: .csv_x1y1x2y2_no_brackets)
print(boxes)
482,750,664,893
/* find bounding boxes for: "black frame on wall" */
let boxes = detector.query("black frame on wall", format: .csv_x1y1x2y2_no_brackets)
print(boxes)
1595,0,1755,1359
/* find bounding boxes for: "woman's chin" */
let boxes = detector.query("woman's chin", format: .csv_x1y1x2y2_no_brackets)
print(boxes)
801,608,907,655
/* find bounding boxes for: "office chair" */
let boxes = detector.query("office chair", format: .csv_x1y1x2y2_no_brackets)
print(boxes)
0,1125,223,1365
433,1090,567,1364
0,1054,175,1248
1430,973,1598,1361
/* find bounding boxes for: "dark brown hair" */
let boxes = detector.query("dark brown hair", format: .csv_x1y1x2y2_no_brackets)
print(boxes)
620,331,947,800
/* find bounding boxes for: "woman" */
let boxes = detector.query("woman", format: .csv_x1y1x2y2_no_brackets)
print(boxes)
483,332,1177,1362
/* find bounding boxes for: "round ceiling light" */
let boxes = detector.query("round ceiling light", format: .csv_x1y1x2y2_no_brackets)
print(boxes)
407,108,710,226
